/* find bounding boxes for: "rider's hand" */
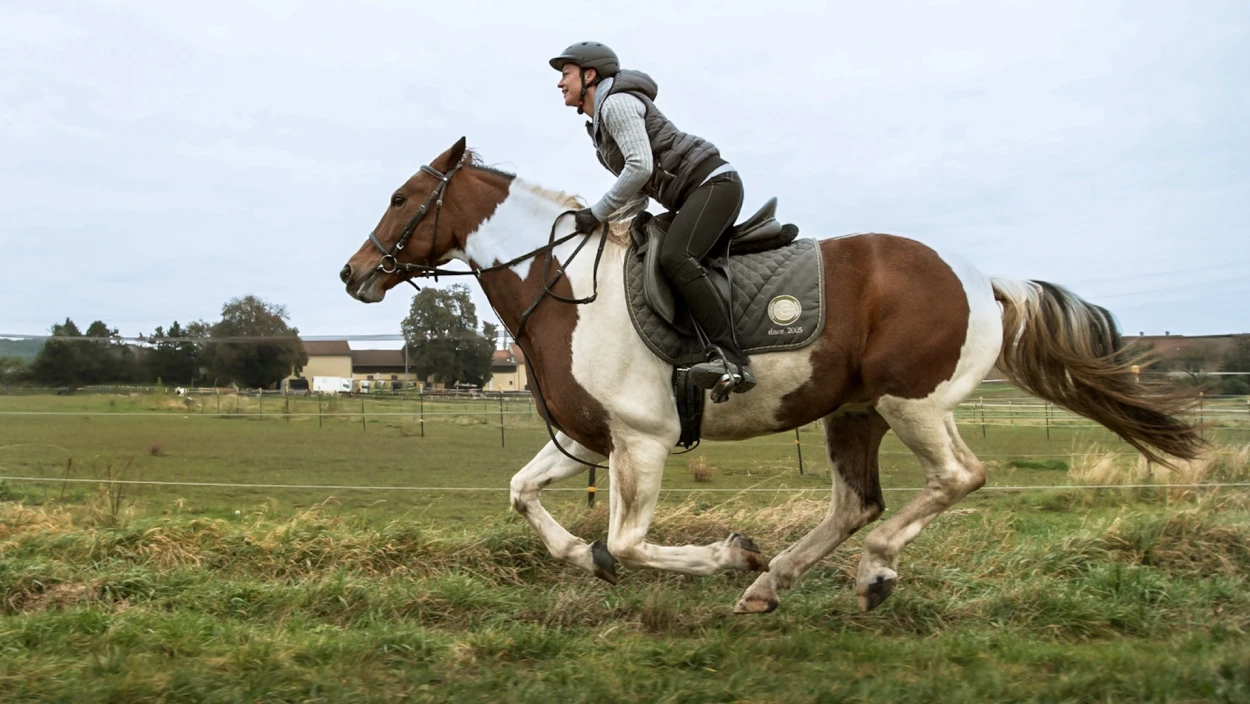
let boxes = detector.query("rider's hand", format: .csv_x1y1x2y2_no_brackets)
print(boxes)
573,208,601,233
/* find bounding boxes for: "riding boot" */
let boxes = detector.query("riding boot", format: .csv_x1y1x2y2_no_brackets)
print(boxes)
670,257,755,402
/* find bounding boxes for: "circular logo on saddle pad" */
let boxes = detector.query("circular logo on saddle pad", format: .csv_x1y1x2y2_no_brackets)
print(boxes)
768,295,802,326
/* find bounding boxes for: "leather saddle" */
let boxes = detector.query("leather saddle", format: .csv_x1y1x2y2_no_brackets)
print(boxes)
629,197,800,328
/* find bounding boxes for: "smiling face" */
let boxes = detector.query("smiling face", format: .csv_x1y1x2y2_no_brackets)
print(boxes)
557,64,595,109
340,138,470,304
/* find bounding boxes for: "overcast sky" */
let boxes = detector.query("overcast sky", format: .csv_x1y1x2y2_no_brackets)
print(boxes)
2,0,1247,346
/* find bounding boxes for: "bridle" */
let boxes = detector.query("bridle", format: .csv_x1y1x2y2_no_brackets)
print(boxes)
368,162,464,285
363,158,614,483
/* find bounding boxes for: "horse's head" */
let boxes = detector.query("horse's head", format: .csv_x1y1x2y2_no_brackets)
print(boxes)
341,136,503,303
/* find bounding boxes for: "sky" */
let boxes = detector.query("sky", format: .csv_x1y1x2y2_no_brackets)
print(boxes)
2,0,1247,347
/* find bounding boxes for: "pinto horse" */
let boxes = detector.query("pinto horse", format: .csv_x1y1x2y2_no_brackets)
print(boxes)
340,138,1203,614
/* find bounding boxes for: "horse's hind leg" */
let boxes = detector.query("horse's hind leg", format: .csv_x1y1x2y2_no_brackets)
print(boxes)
509,434,616,583
735,405,889,614
856,398,985,611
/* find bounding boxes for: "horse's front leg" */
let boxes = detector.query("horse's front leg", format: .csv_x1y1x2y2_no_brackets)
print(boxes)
509,434,617,583
605,430,769,576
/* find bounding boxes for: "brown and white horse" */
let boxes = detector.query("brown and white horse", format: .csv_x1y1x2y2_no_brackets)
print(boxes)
340,138,1203,614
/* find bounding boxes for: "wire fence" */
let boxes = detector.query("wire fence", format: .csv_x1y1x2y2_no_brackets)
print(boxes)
2,381,1249,508
2,474,1250,495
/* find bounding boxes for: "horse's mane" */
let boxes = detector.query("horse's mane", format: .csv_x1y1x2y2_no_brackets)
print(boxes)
464,148,634,246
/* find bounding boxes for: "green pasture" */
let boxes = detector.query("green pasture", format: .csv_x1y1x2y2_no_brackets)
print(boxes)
2,391,1249,702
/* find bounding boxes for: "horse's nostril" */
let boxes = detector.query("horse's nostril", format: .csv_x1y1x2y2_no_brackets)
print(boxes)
340,264,352,284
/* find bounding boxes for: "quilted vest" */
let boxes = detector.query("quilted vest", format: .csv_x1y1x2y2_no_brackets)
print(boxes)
585,70,725,211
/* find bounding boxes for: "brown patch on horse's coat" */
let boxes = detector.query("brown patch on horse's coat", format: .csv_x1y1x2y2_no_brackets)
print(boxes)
775,234,970,427
824,407,890,513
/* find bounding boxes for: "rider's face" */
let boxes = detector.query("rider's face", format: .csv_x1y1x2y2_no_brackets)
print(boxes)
558,64,594,108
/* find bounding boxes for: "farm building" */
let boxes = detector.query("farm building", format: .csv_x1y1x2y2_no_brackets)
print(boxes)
350,349,417,390
485,344,527,392
298,341,352,379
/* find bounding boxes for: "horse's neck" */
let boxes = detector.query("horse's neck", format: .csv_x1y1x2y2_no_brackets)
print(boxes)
461,179,617,338
458,180,578,278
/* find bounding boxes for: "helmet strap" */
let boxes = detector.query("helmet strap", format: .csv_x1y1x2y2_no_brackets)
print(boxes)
577,67,592,115
576,66,599,115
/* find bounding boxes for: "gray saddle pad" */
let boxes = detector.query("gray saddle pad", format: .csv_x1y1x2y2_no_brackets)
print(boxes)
624,238,826,365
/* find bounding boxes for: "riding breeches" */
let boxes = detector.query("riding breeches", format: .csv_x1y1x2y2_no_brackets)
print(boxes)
657,172,747,364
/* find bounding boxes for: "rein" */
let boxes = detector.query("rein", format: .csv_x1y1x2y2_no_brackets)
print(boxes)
368,161,613,482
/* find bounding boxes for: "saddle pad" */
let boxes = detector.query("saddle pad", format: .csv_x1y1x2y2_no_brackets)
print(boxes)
624,237,826,365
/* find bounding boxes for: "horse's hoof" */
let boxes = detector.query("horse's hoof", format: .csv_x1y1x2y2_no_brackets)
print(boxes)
590,540,617,585
733,592,779,615
857,575,896,612
729,533,770,572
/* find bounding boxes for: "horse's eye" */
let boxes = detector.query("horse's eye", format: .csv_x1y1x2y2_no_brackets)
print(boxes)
391,193,406,207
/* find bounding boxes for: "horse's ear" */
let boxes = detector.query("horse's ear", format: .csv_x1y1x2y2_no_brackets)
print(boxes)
445,136,467,168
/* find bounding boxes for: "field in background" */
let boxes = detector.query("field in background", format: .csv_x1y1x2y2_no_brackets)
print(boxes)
3,390,1250,701
2,387,1247,523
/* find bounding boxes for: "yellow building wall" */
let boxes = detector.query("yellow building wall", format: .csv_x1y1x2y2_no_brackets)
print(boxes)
292,355,352,380
484,365,526,391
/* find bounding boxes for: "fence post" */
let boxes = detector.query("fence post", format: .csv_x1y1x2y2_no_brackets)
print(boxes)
1199,392,1204,438
216,392,221,416
499,393,506,448
361,398,366,433
285,394,290,425
1045,402,1050,440
980,397,986,438
420,392,425,437
795,428,804,475
318,398,323,428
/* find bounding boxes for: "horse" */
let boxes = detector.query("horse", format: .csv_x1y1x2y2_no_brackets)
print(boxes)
339,137,1204,614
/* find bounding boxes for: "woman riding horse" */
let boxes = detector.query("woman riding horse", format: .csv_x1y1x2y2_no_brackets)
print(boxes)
550,41,754,401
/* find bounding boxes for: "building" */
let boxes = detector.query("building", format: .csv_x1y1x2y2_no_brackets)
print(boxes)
289,340,527,392
350,348,417,390
298,341,352,379
486,344,527,391
1122,333,1245,373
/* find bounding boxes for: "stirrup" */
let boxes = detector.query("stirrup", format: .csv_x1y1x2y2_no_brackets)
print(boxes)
688,349,752,403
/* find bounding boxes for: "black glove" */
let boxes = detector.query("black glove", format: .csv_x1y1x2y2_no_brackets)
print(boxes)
573,208,601,234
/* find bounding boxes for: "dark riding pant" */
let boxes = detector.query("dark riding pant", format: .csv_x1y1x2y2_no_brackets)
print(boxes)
657,172,747,365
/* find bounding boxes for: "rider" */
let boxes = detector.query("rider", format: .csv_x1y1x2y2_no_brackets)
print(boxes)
550,41,754,400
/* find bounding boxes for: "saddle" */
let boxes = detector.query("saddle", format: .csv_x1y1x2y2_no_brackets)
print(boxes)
624,198,826,366
628,197,798,327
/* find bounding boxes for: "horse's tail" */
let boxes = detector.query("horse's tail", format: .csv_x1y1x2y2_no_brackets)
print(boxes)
990,277,1205,466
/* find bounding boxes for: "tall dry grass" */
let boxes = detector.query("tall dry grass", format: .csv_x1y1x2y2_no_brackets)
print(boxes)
1067,441,1250,503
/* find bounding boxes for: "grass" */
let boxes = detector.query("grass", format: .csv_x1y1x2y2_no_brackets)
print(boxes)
1,491,1249,702
3,390,1247,525
2,391,1250,701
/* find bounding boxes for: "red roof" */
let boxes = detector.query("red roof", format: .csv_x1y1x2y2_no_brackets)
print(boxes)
303,340,351,356
492,344,525,366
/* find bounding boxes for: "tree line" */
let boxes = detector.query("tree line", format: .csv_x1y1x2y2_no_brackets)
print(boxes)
2,285,506,390
2,296,308,389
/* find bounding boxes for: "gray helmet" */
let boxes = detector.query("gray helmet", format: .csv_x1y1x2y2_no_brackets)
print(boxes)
549,41,620,79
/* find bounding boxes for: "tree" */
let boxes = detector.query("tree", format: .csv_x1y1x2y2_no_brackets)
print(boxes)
0,356,26,385
81,320,139,384
205,296,307,389
26,318,139,385
146,321,200,385
1221,337,1250,395
401,284,495,387
27,319,85,386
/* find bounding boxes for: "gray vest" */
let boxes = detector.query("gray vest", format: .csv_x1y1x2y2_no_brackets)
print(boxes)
586,70,725,211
